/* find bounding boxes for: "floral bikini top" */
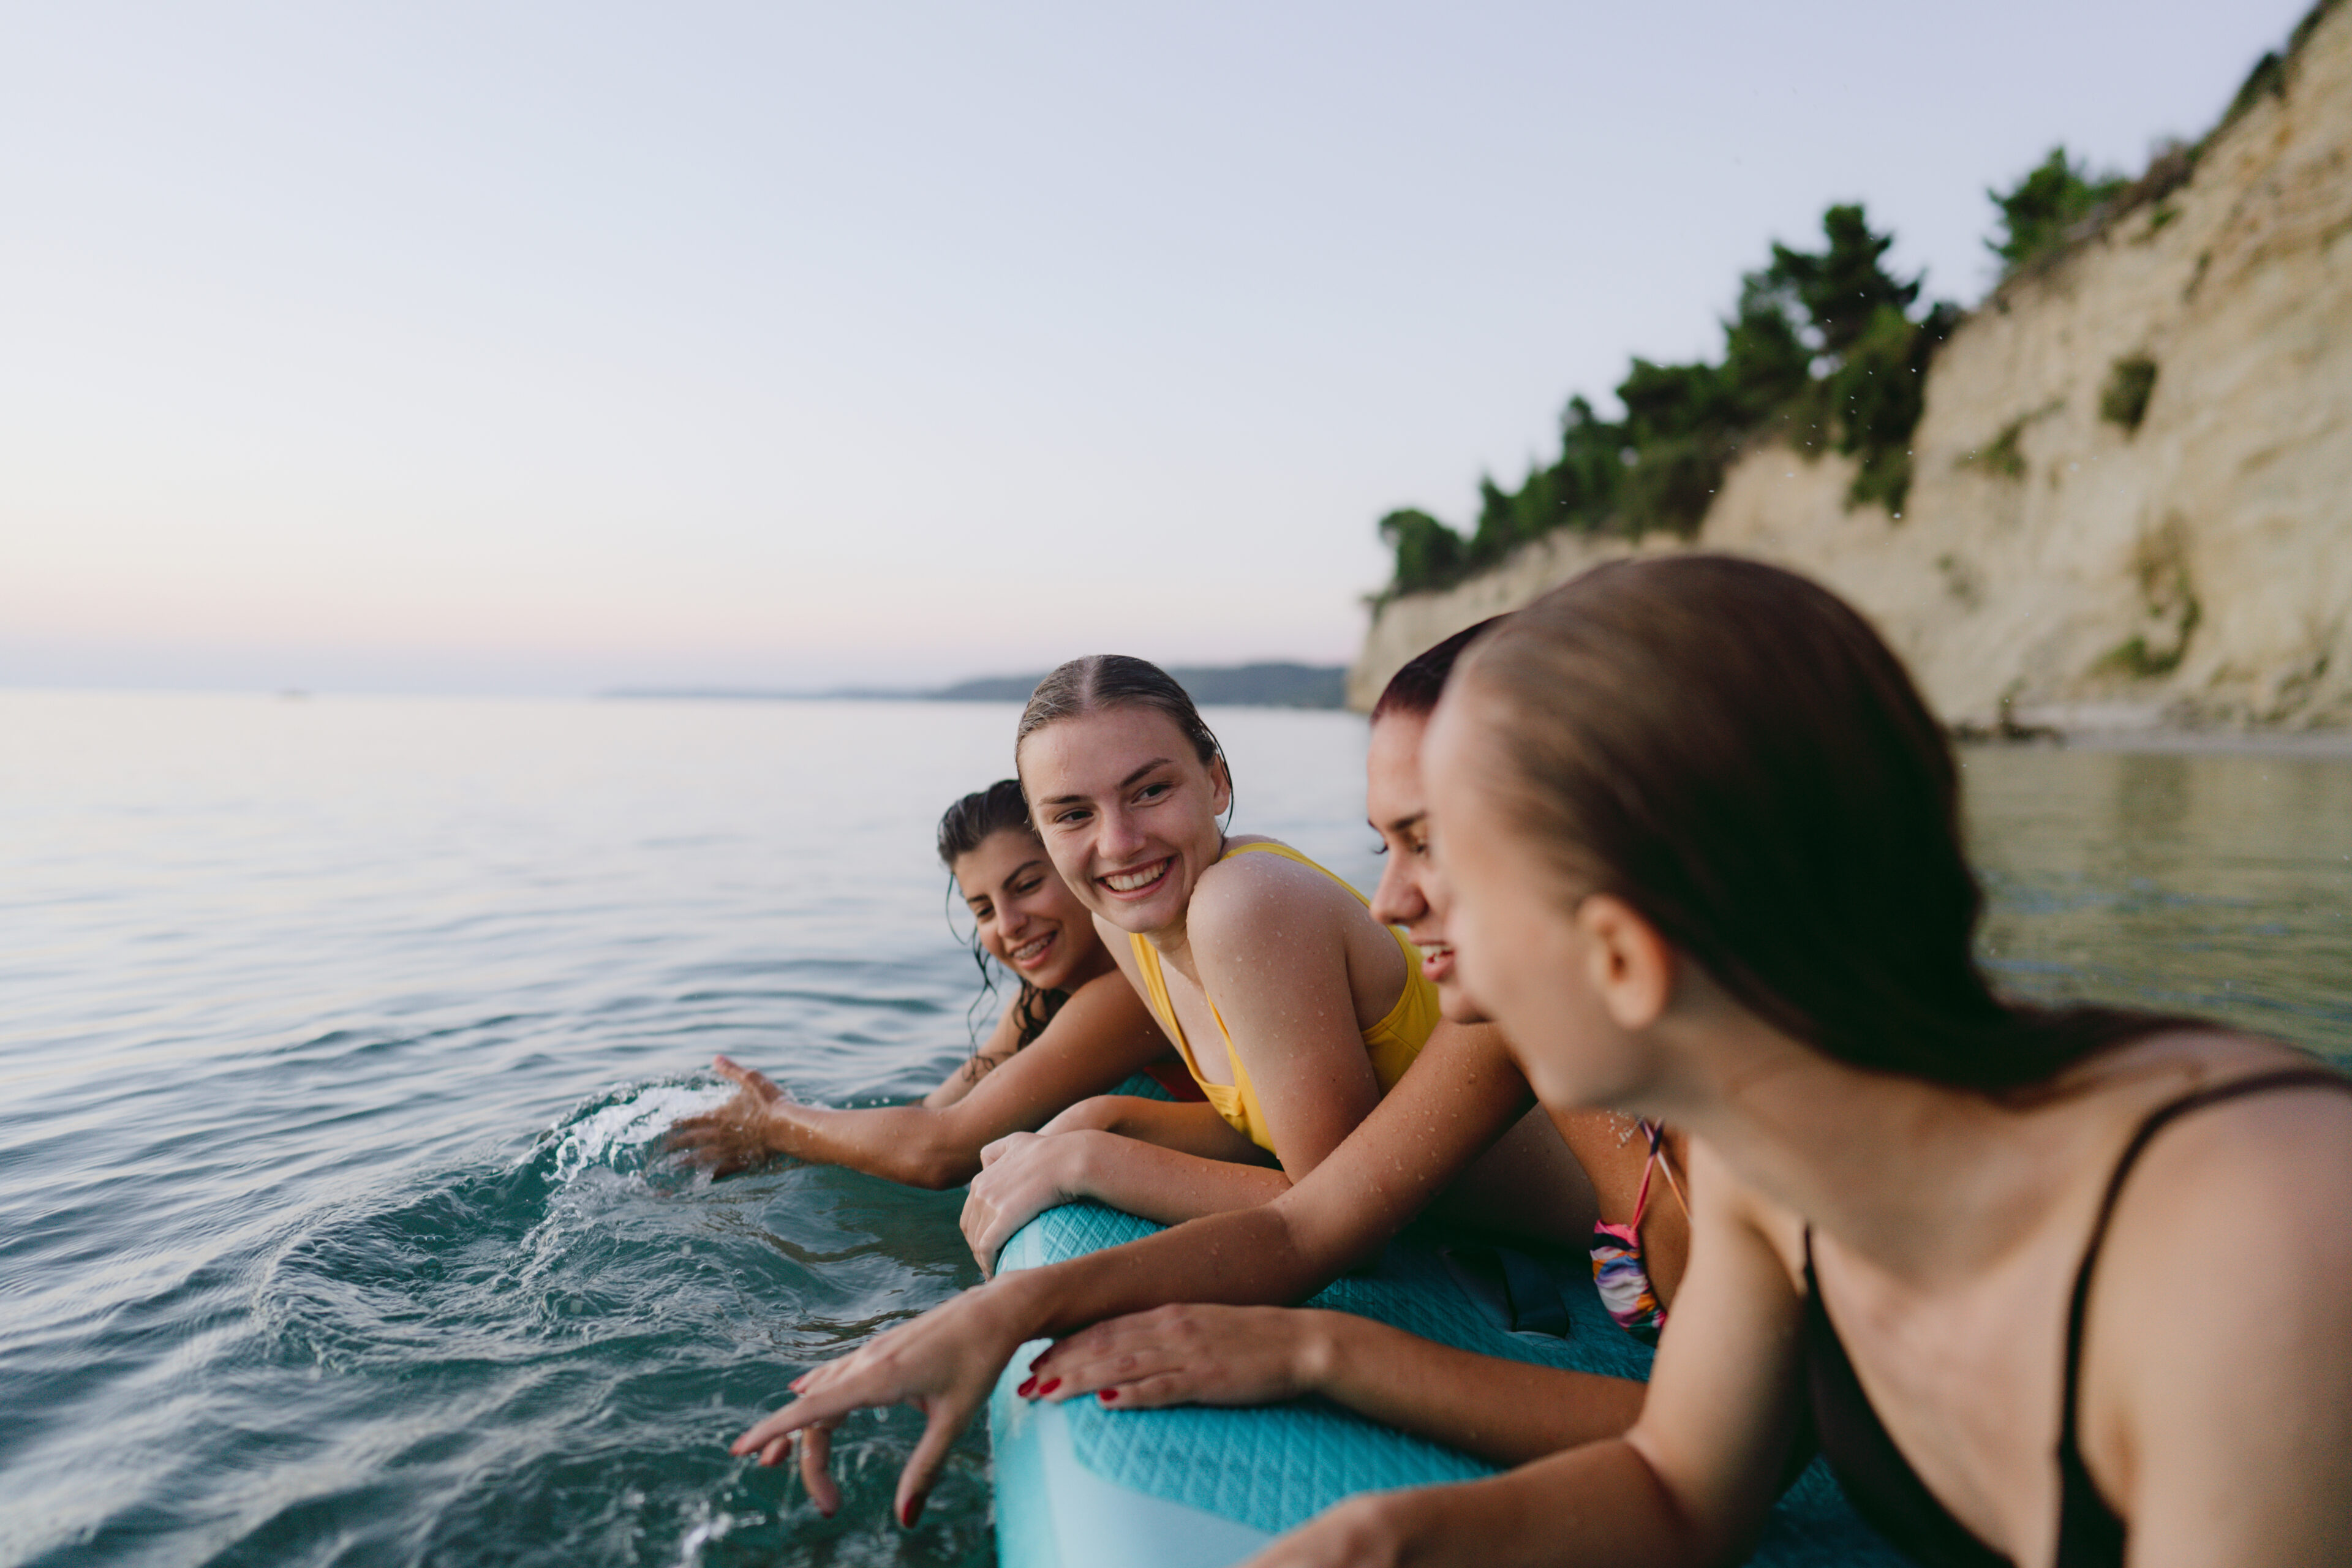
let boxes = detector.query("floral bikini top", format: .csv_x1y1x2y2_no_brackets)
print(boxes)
1589,1119,1687,1344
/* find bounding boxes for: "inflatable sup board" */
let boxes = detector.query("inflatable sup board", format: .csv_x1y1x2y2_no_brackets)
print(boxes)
989,1199,1902,1568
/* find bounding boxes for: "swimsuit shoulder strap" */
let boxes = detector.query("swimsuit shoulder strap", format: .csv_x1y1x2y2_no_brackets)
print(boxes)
2053,1064,2352,1564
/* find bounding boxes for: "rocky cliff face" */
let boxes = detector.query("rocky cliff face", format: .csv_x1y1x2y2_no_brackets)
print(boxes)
1353,2,2352,733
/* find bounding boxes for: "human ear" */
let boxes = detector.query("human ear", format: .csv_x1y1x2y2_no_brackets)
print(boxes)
1208,753,1233,818
1575,894,1675,1031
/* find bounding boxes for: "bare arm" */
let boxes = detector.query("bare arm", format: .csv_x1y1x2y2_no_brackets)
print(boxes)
665,968,1170,1189
957,856,1412,1267
1186,853,1392,1179
962,1128,1292,1275
1227,1140,1811,1568
726,1022,1536,1521
1046,1093,1272,1159
918,992,1025,1108
2095,1091,2352,1567
1029,1302,1645,1466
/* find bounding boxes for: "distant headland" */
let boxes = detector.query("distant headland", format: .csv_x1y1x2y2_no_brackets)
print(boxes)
605,661,1348,710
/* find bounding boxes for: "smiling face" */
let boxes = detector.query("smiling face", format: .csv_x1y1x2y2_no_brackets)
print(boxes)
952,826,1102,992
1364,710,1485,1024
1016,704,1231,938
1424,680,1654,1112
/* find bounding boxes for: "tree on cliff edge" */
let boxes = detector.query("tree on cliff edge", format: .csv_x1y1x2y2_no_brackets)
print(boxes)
1376,203,1952,598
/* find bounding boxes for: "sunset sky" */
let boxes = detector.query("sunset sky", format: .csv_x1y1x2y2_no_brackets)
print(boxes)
1,1,2313,693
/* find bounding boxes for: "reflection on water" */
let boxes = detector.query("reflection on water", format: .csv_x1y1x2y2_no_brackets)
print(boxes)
1965,745,2352,1057
0,693,2345,1568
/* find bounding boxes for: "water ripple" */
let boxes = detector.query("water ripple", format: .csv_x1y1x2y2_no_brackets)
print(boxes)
2,696,2345,1568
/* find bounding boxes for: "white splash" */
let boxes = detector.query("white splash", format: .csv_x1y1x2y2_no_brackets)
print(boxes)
541,1082,733,1183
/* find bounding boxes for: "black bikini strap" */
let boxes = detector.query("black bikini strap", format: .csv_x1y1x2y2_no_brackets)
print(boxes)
2057,1065,2352,1460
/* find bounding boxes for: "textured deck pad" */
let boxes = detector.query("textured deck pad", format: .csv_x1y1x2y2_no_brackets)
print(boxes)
993,1200,1901,1566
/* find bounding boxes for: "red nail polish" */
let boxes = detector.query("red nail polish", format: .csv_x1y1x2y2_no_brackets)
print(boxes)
1036,1378,1060,1396
901,1494,926,1528
1016,1377,1038,1398
1098,1388,1118,1403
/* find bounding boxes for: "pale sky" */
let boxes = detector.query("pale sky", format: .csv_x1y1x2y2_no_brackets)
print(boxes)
1,1,2313,693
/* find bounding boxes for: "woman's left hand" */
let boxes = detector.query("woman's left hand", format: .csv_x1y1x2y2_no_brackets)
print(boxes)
1023,1302,1329,1409
961,1131,1093,1276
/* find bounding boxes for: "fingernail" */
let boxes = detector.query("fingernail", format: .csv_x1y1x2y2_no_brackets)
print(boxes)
1036,1378,1060,1396
900,1493,926,1528
1016,1377,1037,1398
1098,1388,1118,1403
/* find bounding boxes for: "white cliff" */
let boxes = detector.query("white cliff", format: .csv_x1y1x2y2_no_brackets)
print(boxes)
1352,1,2352,733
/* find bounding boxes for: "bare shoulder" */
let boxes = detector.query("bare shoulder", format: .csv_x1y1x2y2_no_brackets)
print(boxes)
2084,1038,2352,1376
2096,1039,2352,1248
1056,961,1154,1024
1187,839,1354,950
2086,1044,2352,1532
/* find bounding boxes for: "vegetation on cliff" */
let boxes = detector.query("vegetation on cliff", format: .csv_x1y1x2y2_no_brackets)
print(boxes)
1378,203,1956,598
1985,149,2127,274
1374,0,2345,603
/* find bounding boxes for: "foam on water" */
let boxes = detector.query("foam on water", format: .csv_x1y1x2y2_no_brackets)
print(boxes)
537,1082,737,1185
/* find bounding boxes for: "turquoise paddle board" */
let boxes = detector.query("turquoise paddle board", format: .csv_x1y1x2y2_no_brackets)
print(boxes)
989,1199,1901,1567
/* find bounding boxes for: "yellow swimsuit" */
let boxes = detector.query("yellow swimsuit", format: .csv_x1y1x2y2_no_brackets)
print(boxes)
1127,841,1441,1155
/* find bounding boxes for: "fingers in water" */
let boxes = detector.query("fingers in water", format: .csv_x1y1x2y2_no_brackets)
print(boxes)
799,1423,840,1517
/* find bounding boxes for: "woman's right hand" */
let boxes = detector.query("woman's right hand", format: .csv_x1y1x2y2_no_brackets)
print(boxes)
665,1055,794,1175
1022,1302,1332,1409
960,1129,1093,1277
728,1275,1039,1529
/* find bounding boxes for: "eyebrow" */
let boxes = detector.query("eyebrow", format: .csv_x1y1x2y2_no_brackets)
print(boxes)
1037,757,1175,807
1375,810,1428,835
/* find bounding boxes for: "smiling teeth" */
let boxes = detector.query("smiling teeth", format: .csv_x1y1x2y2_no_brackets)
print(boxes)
1103,862,1167,893
1012,933,1054,962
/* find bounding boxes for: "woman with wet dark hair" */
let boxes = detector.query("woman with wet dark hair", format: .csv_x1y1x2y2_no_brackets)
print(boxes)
1244,554,2352,1566
666,780,1185,1189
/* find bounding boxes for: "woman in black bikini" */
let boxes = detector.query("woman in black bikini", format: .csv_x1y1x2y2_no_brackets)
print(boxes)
1234,556,2352,1567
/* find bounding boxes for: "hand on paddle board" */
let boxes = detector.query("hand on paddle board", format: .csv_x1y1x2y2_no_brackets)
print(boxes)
960,1129,1086,1276
1017,1301,1327,1409
665,1055,796,1175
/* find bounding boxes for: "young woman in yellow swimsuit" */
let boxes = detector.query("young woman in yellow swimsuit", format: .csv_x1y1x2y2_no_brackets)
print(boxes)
665,780,1188,1189
717,633,1684,1526
954,654,1590,1273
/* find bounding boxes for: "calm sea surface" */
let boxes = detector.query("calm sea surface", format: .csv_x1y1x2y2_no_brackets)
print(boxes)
4,693,2348,1568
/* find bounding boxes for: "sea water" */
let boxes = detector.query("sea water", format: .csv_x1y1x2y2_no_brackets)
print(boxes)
2,693,2347,1568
